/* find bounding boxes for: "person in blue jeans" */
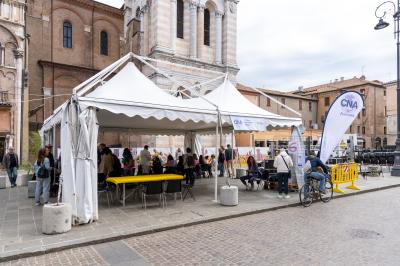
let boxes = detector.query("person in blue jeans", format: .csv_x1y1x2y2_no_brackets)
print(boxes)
2,147,19,187
304,151,328,199
273,148,294,199
34,148,52,206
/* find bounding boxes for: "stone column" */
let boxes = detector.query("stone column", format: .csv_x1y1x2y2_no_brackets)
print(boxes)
139,9,145,55
189,1,197,58
197,4,205,59
170,0,177,54
13,49,23,158
215,10,223,64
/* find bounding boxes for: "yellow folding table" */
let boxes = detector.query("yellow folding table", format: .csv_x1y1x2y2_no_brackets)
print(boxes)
106,174,184,206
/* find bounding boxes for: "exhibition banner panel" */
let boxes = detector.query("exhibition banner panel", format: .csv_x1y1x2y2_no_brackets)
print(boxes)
288,127,306,187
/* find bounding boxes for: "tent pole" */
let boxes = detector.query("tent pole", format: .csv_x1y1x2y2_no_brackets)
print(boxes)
214,111,220,202
231,129,234,178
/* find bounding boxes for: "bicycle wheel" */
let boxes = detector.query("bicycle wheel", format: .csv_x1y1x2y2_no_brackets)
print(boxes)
320,180,333,203
299,184,313,207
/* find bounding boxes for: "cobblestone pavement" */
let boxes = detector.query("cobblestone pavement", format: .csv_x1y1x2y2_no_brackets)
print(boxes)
2,186,400,266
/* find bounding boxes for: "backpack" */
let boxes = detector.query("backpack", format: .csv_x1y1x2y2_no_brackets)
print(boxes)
186,155,194,167
37,162,49,179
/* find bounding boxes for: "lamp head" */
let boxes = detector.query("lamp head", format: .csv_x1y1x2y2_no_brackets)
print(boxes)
394,10,400,18
374,18,390,30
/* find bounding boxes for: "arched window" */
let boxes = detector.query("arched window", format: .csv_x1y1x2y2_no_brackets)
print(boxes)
100,31,108,56
136,7,141,19
0,43,3,66
63,21,72,48
204,9,210,46
177,0,184,39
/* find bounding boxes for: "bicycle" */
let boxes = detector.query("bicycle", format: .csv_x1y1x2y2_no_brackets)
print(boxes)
299,173,333,207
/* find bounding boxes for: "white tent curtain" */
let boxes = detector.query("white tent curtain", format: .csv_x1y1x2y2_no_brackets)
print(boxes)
75,108,99,223
61,101,78,220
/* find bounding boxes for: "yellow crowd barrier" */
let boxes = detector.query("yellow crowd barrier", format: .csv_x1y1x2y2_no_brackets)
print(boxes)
331,163,360,194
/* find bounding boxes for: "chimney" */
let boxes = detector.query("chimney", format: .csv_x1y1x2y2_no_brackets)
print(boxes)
334,79,338,82
298,86,303,91
360,75,366,80
340,77,344,81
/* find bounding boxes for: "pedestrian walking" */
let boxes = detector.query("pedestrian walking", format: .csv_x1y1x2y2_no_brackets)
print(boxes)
3,147,19,187
34,148,52,205
218,146,225,177
273,148,294,199
224,144,235,178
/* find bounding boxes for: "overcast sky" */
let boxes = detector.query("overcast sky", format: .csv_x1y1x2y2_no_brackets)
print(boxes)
98,0,395,91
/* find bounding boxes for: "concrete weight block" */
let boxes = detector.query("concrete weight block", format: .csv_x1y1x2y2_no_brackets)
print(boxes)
220,185,238,206
28,180,38,198
0,175,6,189
42,203,72,235
19,174,31,186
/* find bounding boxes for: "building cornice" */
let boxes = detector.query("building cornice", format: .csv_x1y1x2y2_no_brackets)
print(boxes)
39,60,99,74
58,0,123,19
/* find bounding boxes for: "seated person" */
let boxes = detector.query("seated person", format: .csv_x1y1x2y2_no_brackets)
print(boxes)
152,155,163,174
165,154,177,173
176,155,184,175
240,156,259,190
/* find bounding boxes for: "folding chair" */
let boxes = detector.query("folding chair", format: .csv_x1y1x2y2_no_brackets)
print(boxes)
142,181,164,210
164,180,183,206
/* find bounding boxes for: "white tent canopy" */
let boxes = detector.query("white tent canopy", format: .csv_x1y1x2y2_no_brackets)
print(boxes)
40,53,302,224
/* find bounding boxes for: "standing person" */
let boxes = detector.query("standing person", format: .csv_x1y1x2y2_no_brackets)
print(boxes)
45,145,56,195
175,148,183,160
97,143,106,182
34,148,52,205
273,148,294,199
159,152,168,165
122,148,135,176
3,147,19,187
183,147,195,186
218,146,225,177
140,145,152,174
224,144,235,178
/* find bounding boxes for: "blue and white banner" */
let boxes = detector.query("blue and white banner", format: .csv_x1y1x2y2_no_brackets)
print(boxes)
319,92,364,164
231,116,267,131
288,126,306,187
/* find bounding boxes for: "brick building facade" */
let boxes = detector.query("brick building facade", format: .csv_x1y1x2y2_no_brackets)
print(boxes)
26,0,124,151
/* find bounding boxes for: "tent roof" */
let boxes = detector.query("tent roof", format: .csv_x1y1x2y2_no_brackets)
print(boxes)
40,57,301,135
185,79,302,127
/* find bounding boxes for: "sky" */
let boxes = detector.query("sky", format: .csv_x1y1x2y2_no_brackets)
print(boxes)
97,0,396,91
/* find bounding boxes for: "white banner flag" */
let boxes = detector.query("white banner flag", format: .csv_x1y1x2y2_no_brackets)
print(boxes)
288,126,306,187
231,116,267,131
319,92,364,163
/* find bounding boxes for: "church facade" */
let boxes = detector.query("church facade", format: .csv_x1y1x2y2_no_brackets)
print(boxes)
124,0,239,94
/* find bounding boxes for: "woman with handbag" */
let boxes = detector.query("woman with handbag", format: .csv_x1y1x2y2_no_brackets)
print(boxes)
34,148,52,206
273,148,294,199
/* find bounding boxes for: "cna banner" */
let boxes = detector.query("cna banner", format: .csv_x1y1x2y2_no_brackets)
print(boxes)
231,116,267,131
288,126,306,187
319,92,364,163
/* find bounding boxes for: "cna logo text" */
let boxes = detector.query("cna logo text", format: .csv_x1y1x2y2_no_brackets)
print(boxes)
340,94,359,114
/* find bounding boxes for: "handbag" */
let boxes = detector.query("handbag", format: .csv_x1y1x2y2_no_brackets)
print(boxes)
38,163,49,179
281,155,291,178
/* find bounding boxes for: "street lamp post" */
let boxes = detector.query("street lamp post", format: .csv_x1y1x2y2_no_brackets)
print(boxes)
374,0,400,176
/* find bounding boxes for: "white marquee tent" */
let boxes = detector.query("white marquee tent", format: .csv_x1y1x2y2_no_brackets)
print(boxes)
40,53,302,224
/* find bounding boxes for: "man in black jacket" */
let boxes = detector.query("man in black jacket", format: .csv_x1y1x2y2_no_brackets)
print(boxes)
2,147,19,187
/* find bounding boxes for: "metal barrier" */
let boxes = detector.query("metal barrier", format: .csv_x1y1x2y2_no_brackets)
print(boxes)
331,163,360,194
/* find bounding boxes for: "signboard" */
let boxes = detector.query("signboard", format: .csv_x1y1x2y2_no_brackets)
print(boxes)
231,116,267,131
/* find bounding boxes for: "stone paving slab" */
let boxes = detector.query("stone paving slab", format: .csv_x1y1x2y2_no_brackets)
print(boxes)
0,172,399,262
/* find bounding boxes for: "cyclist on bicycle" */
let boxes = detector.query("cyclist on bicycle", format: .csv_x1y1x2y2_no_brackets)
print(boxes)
304,150,328,199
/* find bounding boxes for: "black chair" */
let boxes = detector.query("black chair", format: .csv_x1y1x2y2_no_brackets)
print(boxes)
98,182,113,208
142,181,164,210
164,180,182,205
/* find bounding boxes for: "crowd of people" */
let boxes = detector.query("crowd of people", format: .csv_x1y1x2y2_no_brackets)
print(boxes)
97,144,226,187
